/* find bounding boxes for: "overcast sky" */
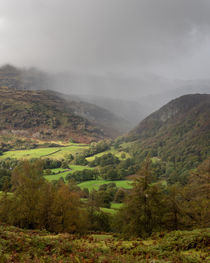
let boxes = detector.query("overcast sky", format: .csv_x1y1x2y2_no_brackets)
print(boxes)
1,0,210,82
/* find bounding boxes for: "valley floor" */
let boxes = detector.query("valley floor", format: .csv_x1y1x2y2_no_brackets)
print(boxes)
0,224,209,263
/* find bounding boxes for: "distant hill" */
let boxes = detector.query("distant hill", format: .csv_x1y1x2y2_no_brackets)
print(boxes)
137,84,210,116
0,64,51,91
56,93,131,136
70,95,146,127
0,65,131,139
126,94,210,174
0,87,112,143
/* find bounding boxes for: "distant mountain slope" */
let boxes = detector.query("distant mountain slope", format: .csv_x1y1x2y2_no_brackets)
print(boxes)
70,95,146,127
137,85,210,116
0,87,109,143
0,64,49,91
57,93,131,136
127,94,210,173
0,64,131,136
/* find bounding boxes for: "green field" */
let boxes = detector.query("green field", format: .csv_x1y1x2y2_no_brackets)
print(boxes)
111,202,123,209
0,144,130,162
44,165,93,181
78,179,132,190
0,143,89,160
100,202,123,214
86,147,130,161
100,207,117,214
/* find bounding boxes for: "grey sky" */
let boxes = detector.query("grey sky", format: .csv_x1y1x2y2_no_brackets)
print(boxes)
1,0,210,84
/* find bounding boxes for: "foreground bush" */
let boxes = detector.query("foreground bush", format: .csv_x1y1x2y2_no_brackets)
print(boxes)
0,224,209,262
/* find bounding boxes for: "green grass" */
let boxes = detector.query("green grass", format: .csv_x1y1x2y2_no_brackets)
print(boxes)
0,143,131,164
78,180,132,191
86,147,130,162
70,165,92,171
111,202,123,209
44,165,93,182
100,203,123,214
44,172,70,182
100,207,117,214
0,191,13,197
0,143,89,160
151,156,161,163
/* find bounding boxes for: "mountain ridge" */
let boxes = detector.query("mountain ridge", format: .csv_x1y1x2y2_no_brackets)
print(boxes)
0,87,108,143
0,64,131,136
126,94,210,175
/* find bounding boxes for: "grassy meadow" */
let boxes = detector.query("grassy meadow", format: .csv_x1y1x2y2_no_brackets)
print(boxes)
100,203,123,214
0,143,89,160
86,146,130,161
44,165,93,182
78,179,132,190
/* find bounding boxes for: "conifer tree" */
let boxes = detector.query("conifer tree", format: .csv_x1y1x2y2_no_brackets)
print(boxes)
117,156,165,237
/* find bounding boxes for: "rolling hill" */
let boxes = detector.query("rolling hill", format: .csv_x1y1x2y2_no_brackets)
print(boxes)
126,94,210,174
0,87,108,143
0,64,131,136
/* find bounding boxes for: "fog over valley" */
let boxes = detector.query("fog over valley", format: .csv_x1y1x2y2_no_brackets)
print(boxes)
1,1,210,128
0,2,210,258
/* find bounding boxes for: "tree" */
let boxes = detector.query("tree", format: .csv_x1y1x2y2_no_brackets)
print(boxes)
50,184,85,233
10,160,45,228
121,152,126,159
181,158,210,228
116,156,165,237
114,188,126,203
0,168,11,191
74,154,88,165
163,184,183,230
0,160,87,233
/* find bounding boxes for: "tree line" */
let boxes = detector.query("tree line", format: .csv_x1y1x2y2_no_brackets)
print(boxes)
0,157,209,237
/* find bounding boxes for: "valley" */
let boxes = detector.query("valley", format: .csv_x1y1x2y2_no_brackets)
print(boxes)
0,139,133,216
1,1,210,261
0,70,209,263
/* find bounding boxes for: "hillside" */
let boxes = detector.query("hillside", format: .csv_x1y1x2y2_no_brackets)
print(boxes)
0,87,107,143
0,64,51,91
0,64,131,136
57,93,131,136
127,94,210,174
70,94,147,127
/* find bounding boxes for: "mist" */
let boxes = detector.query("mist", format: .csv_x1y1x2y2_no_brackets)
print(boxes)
1,0,210,123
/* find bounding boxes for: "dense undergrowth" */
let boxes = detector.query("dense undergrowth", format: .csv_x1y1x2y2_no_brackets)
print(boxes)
0,224,209,263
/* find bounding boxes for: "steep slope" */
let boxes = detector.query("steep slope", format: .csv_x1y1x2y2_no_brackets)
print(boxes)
0,64,130,136
69,94,146,127
0,64,51,90
57,93,131,136
127,94,210,173
137,84,210,116
0,87,107,143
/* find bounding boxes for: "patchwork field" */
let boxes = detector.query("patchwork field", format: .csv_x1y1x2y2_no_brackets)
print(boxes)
44,165,93,182
0,143,89,160
0,143,131,162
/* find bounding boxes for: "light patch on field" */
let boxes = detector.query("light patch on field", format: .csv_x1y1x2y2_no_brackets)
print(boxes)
111,203,123,209
78,180,132,191
100,207,117,214
86,147,130,162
